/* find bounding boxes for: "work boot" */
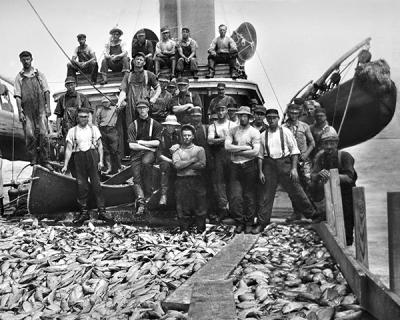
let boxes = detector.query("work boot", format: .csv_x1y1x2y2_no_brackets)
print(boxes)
73,209,90,225
195,216,206,234
193,72,199,80
235,224,244,234
159,194,167,206
206,70,215,78
231,69,238,80
0,197,4,216
98,208,113,223
100,74,108,85
252,224,265,234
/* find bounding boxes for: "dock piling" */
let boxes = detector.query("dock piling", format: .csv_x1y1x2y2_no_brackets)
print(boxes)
387,192,400,294
353,186,369,268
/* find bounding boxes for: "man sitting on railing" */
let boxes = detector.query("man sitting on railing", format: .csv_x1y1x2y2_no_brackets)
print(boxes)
311,131,357,246
154,26,176,79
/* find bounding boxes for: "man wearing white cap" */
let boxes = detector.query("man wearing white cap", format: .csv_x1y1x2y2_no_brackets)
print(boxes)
96,95,121,174
154,26,176,77
311,131,357,246
225,106,260,233
158,115,181,206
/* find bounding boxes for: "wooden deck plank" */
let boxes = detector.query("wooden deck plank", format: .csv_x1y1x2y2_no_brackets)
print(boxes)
188,280,236,320
162,233,259,311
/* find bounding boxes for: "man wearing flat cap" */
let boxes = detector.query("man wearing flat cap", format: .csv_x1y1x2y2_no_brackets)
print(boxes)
154,26,177,78
131,29,154,72
256,108,316,233
168,77,203,125
127,99,163,215
96,95,121,174
207,24,239,79
310,107,337,158
225,106,260,233
116,51,161,128
151,76,172,123
311,131,357,246
251,106,268,133
176,27,199,79
100,27,129,85
208,82,237,117
67,34,99,84
167,80,177,96
14,51,53,170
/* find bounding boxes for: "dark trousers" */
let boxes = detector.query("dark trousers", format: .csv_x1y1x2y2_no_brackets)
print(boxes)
100,126,120,174
131,151,155,198
154,54,176,73
23,114,49,165
144,56,154,72
160,161,175,195
176,57,198,73
258,157,315,226
211,148,231,211
176,176,207,227
208,52,237,71
67,61,98,83
342,187,355,245
74,149,104,210
100,56,130,74
229,160,257,226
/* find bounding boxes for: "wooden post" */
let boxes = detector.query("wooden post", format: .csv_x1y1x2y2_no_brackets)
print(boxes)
330,169,347,246
387,192,400,294
324,181,336,234
353,187,369,268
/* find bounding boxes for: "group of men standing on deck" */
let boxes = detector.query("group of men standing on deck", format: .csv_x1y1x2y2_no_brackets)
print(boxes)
10,23,357,245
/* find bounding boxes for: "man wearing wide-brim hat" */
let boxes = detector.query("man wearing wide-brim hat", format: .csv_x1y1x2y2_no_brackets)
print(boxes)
311,130,357,246
256,108,317,233
67,33,99,84
168,77,203,124
158,114,181,206
131,28,154,72
208,82,237,117
154,26,177,78
225,106,261,234
99,26,129,85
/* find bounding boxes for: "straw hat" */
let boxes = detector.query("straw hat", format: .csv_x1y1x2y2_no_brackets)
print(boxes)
162,115,180,126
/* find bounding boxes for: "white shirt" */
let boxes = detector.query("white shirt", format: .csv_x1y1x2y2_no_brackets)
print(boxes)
225,125,260,164
66,124,101,152
208,119,236,141
259,126,300,159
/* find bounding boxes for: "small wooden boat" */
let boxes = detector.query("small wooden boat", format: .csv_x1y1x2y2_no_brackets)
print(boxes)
28,165,135,216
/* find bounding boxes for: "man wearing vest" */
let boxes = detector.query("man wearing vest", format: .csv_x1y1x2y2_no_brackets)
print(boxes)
96,95,121,174
151,76,172,123
256,109,316,233
117,52,161,129
311,131,357,246
225,106,260,233
172,124,207,232
127,100,163,215
67,34,99,84
131,29,154,72
208,103,236,221
168,77,203,125
208,83,237,117
154,26,177,78
176,27,199,79
61,108,108,225
14,51,53,171
100,27,130,85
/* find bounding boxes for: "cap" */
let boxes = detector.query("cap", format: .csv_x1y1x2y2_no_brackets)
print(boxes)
158,76,170,83
19,51,32,59
181,124,196,135
314,107,327,115
191,106,202,116
136,99,150,108
227,105,238,111
133,51,146,59
321,130,339,141
182,26,190,32
235,106,253,116
265,108,280,116
160,26,170,33
77,33,86,40
77,107,91,114
137,29,146,36
109,27,123,35
287,103,301,112
64,76,76,84
250,98,258,105
216,103,227,110
210,113,219,119
162,115,180,126
176,77,189,85
254,106,267,115
167,81,176,88
217,83,226,89
293,97,305,105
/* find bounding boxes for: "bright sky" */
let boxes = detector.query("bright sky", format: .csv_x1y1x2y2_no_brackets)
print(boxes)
1,0,399,119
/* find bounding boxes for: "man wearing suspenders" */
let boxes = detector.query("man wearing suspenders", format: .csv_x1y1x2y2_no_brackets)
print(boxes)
131,29,154,72
127,100,163,215
61,108,108,225
256,109,316,233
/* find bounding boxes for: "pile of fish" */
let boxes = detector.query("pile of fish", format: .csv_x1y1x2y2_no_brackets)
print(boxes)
0,219,234,319
231,223,367,320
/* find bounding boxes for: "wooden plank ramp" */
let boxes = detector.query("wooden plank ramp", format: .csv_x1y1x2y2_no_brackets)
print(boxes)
162,233,259,312
188,280,236,320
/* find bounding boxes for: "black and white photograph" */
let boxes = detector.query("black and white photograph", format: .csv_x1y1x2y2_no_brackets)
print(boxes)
0,0,399,319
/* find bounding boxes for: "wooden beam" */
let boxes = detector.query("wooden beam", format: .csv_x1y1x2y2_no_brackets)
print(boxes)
330,169,347,246
324,180,336,234
163,233,259,311
353,186,369,268
387,192,400,295
314,222,400,319
188,280,236,320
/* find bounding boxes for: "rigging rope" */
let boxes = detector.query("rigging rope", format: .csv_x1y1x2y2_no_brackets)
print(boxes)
26,0,113,104
337,77,355,137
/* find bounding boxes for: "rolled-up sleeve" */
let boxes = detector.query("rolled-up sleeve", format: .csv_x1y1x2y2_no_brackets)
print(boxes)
229,37,238,52
14,75,22,99
258,132,265,159
208,38,217,53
